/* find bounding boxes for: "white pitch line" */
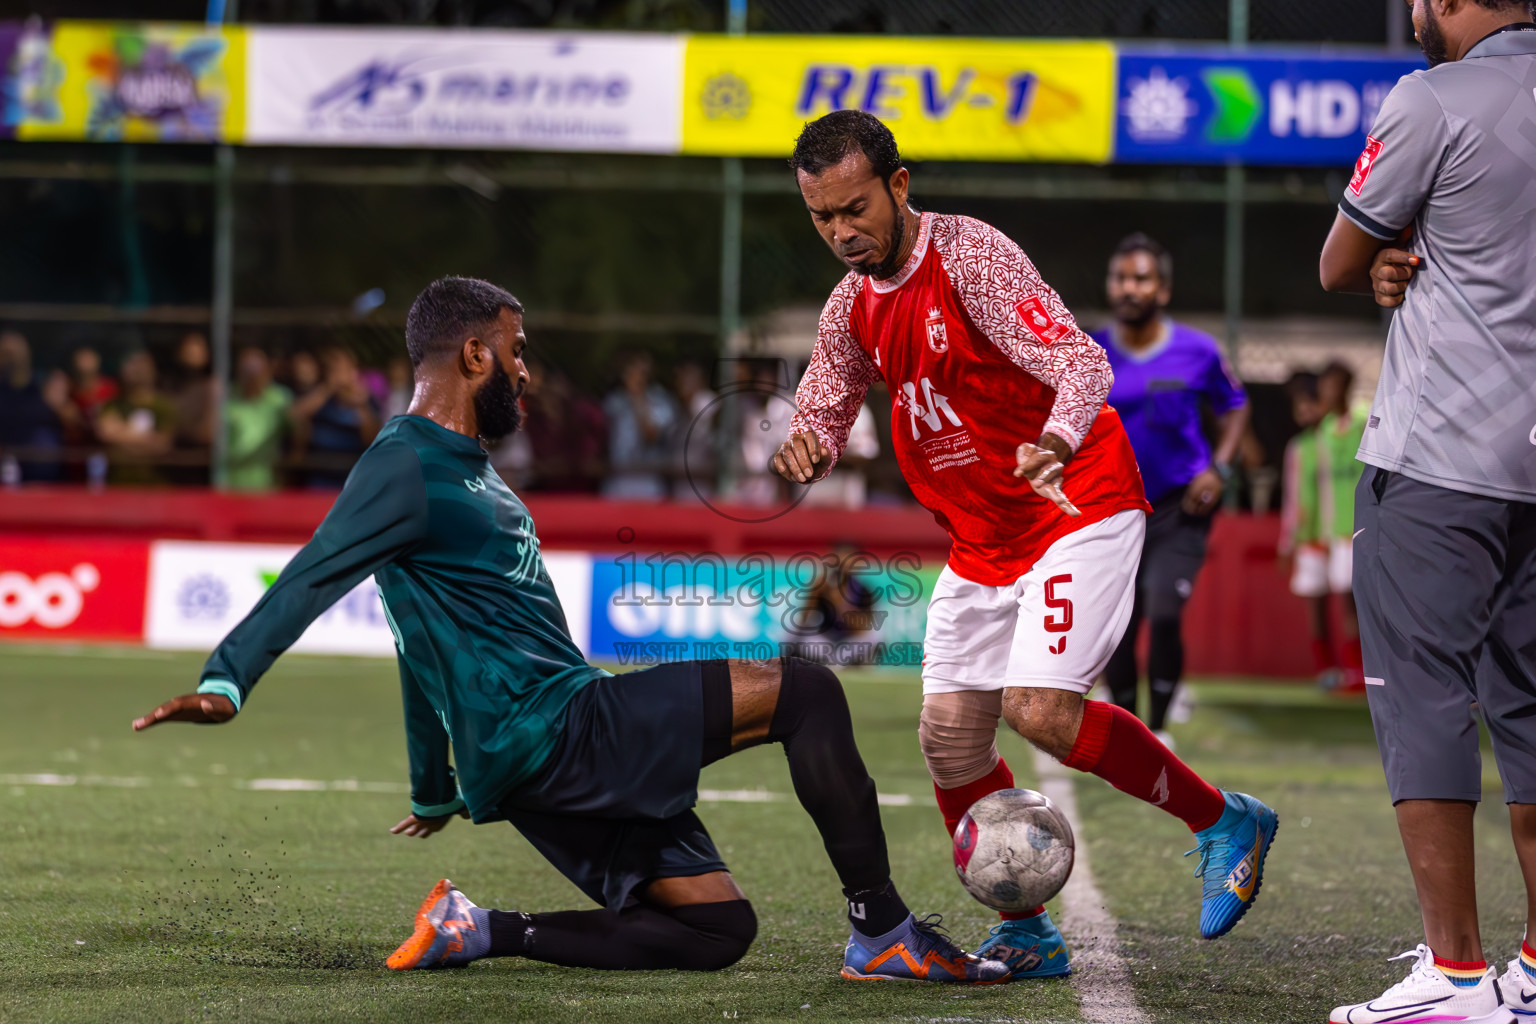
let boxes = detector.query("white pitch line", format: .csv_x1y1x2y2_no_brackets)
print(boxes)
1033,749,1149,1024
1,773,924,807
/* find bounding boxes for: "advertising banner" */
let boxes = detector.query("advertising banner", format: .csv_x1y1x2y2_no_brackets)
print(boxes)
586,551,940,665
144,541,593,658
244,27,682,152
1114,49,1423,165
16,21,243,142
0,537,149,642
681,35,1116,162
0,22,30,139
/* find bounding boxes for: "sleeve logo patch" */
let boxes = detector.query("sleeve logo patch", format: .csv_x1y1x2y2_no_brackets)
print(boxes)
1348,136,1384,196
1014,295,1072,344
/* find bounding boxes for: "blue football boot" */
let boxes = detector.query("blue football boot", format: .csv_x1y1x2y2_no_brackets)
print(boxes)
842,913,1011,984
386,879,490,970
1185,791,1279,939
974,911,1072,979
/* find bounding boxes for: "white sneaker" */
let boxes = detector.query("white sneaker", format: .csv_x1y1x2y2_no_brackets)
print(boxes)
1498,958,1536,1017
1153,729,1176,752
1329,945,1515,1023
1169,685,1195,724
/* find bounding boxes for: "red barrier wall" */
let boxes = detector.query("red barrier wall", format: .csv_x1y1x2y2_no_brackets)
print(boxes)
0,488,1313,677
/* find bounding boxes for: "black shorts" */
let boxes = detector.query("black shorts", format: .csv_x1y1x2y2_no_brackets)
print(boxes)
500,659,735,910
1354,468,1536,804
1138,488,1214,620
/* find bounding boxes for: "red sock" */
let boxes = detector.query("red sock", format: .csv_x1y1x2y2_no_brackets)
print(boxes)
1311,637,1334,673
1063,700,1225,832
933,758,1046,921
1432,952,1487,987
933,758,1014,838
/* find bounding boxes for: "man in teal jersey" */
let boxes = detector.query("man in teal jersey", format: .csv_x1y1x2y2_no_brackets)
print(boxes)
131,276,1006,983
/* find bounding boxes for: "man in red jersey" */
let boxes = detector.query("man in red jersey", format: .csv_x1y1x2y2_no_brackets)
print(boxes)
773,111,1278,978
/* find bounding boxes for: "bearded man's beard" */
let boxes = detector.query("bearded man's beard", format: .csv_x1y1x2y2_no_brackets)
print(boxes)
1418,3,1449,66
474,359,524,441
853,188,908,279
1114,296,1160,328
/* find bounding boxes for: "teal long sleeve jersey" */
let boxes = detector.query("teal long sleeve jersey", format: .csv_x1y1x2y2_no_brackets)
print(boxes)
198,415,609,823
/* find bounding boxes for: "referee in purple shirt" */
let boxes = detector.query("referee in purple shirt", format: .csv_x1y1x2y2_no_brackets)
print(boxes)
1090,234,1251,745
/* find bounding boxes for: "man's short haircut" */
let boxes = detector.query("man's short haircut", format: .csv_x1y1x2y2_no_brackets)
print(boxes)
789,110,903,182
1321,358,1355,392
1112,232,1174,287
405,276,524,368
1284,370,1320,402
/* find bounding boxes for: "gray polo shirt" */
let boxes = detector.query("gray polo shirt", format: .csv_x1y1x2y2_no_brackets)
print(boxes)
1338,26,1536,502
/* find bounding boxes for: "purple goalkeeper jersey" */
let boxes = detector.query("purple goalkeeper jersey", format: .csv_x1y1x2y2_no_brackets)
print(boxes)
1092,319,1246,504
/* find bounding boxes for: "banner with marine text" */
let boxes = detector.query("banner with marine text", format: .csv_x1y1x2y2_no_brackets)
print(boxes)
0,21,1427,166
242,26,683,152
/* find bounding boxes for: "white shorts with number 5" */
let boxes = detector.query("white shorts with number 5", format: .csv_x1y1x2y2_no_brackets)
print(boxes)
921,509,1146,695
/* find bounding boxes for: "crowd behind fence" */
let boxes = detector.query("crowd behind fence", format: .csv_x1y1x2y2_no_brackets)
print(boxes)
1,319,1353,519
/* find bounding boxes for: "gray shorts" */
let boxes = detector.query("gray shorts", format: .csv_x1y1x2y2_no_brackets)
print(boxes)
1354,468,1536,804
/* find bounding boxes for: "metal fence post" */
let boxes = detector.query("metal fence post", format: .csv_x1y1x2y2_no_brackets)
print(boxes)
210,145,234,490
1224,0,1248,360
207,0,237,489
715,0,748,500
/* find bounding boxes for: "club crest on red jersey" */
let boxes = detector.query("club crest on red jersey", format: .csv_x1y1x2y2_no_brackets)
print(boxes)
924,307,949,354
1014,296,1071,344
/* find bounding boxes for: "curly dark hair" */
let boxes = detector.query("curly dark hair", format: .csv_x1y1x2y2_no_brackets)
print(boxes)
789,109,903,182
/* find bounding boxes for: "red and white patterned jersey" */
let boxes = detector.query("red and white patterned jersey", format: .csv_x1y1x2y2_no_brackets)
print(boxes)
790,212,1150,586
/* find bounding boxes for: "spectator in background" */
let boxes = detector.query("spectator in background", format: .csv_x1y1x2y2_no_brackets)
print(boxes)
1093,233,1250,747
734,359,797,507
671,359,717,500
0,330,67,482
1286,361,1369,693
803,401,879,509
602,351,676,501
382,355,414,421
97,350,176,486
286,349,322,400
291,345,380,489
522,361,606,492
783,542,879,665
67,346,118,443
167,331,214,483
1279,371,1330,684
224,347,292,492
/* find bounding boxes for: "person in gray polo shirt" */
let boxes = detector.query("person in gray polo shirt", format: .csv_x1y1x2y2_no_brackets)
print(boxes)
1320,1,1536,1020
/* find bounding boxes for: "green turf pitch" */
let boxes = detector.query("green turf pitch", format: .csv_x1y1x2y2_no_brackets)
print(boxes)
0,648,1524,1023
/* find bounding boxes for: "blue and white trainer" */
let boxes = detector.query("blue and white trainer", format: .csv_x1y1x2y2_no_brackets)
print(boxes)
1499,956,1536,1017
1185,791,1278,939
386,878,491,970
841,913,1010,984
974,911,1072,979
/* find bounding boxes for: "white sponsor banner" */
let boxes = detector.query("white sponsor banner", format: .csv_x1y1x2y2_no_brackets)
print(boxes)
245,27,682,152
144,540,593,658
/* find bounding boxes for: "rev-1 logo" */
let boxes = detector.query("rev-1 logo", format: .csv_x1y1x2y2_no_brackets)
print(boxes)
310,59,428,116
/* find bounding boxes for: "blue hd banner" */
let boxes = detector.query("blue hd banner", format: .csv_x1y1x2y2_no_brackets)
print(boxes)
1114,49,1425,165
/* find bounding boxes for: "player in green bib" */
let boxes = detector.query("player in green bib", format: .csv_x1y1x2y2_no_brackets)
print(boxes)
131,276,1006,984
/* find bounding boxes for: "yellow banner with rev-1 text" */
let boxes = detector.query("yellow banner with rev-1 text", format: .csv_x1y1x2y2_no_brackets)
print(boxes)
681,35,1115,162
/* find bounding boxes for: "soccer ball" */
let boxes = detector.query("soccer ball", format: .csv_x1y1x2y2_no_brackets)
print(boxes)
953,788,1075,912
